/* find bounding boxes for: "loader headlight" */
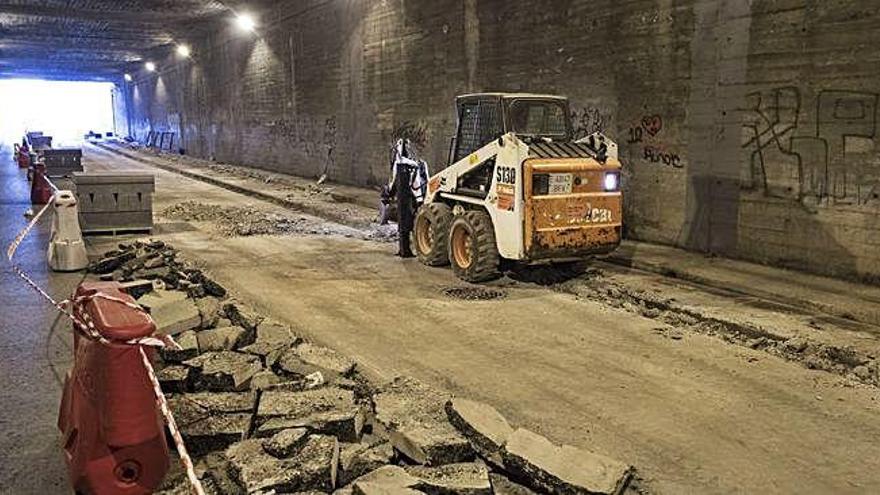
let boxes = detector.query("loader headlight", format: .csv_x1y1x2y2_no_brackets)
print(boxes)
603,172,619,191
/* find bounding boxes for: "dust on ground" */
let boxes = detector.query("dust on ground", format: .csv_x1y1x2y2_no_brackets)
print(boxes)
162,200,397,242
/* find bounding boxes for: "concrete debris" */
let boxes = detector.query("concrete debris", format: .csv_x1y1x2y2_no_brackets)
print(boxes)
445,398,514,468
488,473,537,495
263,427,309,458
374,377,473,466
255,319,300,347
363,223,399,244
195,453,245,495
164,201,343,238
162,200,388,241
501,428,633,495
337,442,395,487
157,364,191,393
88,250,136,274
169,391,256,418
136,266,169,280
250,370,285,390
157,457,237,495
276,343,357,379
143,255,165,269
188,270,228,298
350,466,422,495
161,329,200,363
138,289,201,335
223,301,264,332
120,279,154,299
226,435,339,493
566,272,880,387
240,341,290,367
406,463,492,495
184,351,263,391
253,373,325,394
167,391,256,456
224,439,290,493
197,326,250,352
186,283,207,299
195,296,223,329
89,241,201,290
256,387,364,441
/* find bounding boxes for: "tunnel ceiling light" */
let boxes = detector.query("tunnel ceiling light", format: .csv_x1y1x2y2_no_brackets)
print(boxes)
145,61,156,72
124,73,133,82
176,44,191,58
236,13,256,32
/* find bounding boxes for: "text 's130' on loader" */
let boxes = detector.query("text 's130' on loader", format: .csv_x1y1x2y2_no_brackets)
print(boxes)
413,93,622,283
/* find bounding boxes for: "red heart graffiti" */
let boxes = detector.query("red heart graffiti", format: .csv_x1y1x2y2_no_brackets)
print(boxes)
642,115,663,137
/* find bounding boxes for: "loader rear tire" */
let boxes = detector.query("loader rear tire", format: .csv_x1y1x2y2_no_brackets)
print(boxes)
448,210,501,283
413,203,453,266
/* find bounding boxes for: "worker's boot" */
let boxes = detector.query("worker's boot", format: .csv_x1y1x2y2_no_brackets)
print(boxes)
397,233,415,258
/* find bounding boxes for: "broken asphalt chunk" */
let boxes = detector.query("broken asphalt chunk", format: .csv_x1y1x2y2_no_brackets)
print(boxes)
445,398,514,468
501,428,633,495
184,351,263,391
256,387,364,441
374,377,473,465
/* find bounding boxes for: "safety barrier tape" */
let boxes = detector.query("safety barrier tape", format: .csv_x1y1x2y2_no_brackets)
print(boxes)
5,189,206,495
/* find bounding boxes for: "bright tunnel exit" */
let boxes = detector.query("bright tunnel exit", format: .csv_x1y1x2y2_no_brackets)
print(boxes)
0,79,116,146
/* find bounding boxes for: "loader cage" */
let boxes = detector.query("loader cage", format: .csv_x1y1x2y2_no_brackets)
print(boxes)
452,96,503,164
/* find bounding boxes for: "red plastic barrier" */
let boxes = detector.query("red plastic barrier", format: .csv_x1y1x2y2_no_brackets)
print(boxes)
17,145,30,168
30,162,53,205
58,282,170,495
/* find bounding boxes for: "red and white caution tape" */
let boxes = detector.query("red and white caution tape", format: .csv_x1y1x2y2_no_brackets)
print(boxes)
5,193,205,495
140,347,206,495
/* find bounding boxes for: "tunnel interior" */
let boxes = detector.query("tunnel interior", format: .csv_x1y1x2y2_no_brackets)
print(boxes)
1,2,880,495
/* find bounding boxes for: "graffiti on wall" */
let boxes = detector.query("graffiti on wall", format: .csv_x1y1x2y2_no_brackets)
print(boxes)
571,106,613,139
322,116,337,176
263,115,340,177
627,114,683,168
742,86,879,204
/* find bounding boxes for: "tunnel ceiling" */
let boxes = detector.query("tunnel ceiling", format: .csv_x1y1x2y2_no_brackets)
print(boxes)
0,0,267,81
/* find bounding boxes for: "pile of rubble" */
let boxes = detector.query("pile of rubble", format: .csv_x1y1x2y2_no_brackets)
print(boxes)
561,273,880,388
90,240,637,495
161,201,397,243
162,201,355,238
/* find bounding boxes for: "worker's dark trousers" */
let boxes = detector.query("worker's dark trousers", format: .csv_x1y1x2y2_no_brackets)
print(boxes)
396,168,415,257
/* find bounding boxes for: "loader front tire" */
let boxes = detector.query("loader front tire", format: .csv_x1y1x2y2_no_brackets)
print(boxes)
448,210,501,283
413,203,453,266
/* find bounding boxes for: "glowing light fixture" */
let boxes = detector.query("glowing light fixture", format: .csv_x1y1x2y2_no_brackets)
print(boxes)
236,13,256,32
123,73,133,82
176,44,191,57
144,61,156,72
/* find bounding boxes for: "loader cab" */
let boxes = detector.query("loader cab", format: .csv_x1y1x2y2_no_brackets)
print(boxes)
449,93,574,166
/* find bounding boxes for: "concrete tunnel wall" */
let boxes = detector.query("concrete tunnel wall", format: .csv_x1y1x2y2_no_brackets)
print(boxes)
121,0,880,283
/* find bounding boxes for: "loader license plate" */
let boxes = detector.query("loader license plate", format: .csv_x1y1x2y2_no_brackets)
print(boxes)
548,173,573,195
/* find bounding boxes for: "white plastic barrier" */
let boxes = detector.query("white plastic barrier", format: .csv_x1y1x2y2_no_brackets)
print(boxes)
48,190,88,272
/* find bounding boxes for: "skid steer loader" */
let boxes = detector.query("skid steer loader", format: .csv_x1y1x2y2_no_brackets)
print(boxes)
413,93,622,282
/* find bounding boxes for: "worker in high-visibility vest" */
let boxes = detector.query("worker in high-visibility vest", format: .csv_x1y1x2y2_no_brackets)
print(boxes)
388,139,429,258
